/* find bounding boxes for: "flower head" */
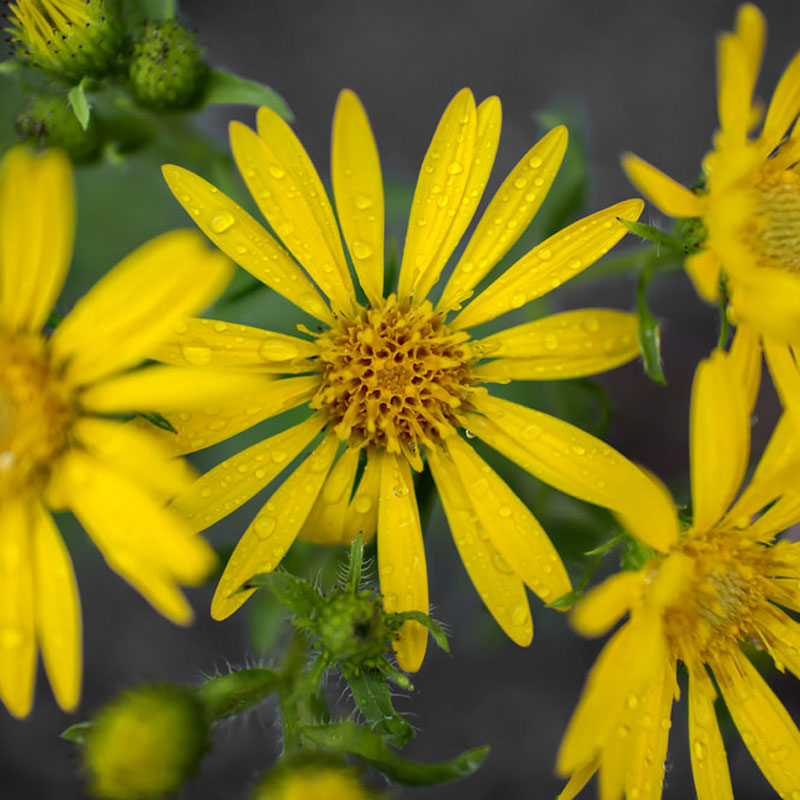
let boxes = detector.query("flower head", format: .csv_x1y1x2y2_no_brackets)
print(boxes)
5,0,121,81
156,88,678,672
252,761,381,800
557,336,800,800
623,4,800,417
0,146,249,717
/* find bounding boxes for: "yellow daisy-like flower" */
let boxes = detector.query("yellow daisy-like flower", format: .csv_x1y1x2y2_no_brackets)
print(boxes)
252,763,380,800
157,88,678,672
557,335,800,800
0,146,248,718
623,4,800,417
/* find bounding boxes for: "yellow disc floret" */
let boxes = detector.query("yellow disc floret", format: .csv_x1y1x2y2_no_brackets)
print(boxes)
748,168,800,273
311,296,475,461
0,332,73,495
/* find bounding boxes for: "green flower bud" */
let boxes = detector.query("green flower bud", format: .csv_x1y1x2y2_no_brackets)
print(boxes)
252,760,381,800
5,0,122,82
15,93,101,162
314,590,393,665
128,20,207,110
83,683,209,800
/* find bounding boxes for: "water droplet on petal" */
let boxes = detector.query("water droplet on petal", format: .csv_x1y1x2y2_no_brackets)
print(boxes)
181,345,212,365
511,292,526,308
511,605,529,626
269,165,286,179
448,162,464,175
528,155,543,168
498,505,512,518
270,450,287,464
513,177,528,189
254,517,276,539
355,194,372,210
353,496,372,514
352,240,374,260
209,212,234,234
259,340,299,361
537,247,552,260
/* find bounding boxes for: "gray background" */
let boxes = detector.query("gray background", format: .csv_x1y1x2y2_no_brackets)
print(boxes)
4,0,800,798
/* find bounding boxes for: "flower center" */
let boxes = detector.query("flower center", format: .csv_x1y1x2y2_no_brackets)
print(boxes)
0,332,73,495
750,169,800,272
311,297,475,459
659,531,771,660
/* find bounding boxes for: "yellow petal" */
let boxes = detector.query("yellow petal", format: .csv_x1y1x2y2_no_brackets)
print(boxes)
55,450,216,620
211,432,339,620
717,31,754,144
765,337,800,419
728,267,800,342
452,200,644,331
427,444,532,645
761,49,800,151
729,323,762,414
465,394,678,552
331,90,384,307
397,88,477,299
755,605,800,681
621,153,703,219
735,4,766,106
377,451,429,672
51,230,230,386
557,759,598,800
32,504,81,712
0,498,36,718
0,147,73,333
80,365,269,414
571,571,644,638
149,317,317,373
298,445,360,545
413,95,502,302
624,660,675,800
690,350,750,533
715,649,800,797
161,165,333,324
438,125,568,313
130,374,320,457
557,609,666,775
444,434,570,604
688,666,734,800
173,414,326,534
473,309,640,382
234,114,355,315
686,249,722,304
73,417,194,502
341,449,381,546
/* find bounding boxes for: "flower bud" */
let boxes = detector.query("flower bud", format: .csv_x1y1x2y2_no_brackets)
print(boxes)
128,20,207,110
83,683,209,799
252,761,381,800
15,94,101,162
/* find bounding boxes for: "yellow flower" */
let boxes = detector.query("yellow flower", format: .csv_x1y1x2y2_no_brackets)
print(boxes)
157,88,678,673
0,146,245,718
5,0,120,81
623,4,800,417
557,335,800,800
252,763,379,800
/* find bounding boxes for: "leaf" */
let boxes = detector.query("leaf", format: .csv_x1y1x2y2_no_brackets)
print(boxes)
342,666,414,747
386,611,449,653
117,0,176,22
0,60,22,76
203,68,293,120
68,80,91,131
60,721,92,743
244,569,320,619
194,668,281,721
301,721,490,785
136,410,177,434
636,264,667,386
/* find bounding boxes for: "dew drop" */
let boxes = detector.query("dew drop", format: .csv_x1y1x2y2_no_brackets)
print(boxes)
513,177,528,189
259,340,299,361
511,292,526,308
269,165,286,179
181,345,212,365
353,496,372,514
498,505,512,518
352,240,374,259
379,562,394,576
355,194,372,210
537,247,552,260
448,162,464,175
254,517,276,539
582,316,600,333
209,212,234,234
465,429,476,439
523,424,542,440
543,333,558,350
393,485,409,498
492,552,514,574
199,487,212,499
270,450,287,464
769,747,789,762
213,322,228,332
693,740,706,760
528,155,543,169
627,693,639,709
511,605,529,626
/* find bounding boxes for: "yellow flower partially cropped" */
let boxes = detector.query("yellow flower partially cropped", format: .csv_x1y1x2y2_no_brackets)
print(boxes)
557,335,800,800
156,88,678,673
0,146,246,718
623,4,800,418
252,763,380,800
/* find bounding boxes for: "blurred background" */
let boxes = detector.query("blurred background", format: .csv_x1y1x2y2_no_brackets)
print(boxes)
2,0,800,797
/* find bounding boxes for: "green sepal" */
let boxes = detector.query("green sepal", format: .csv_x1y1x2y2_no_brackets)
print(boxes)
68,80,91,131
60,720,93,743
636,265,667,386
301,721,489,785
342,666,414,748
244,569,320,619
194,668,281,722
620,536,657,572
345,533,364,594
620,219,682,253
203,68,294,121
386,611,449,653
136,410,177,434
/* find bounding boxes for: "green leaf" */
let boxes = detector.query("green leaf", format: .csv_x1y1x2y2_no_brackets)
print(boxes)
0,61,22,76
636,265,667,386
60,721,92,743
118,0,176,22
203,68,293,121
301,721,489,785
194,667,281,721
136,410,177,434
387,611,449,653
244,569,320,619
342,666,414,747
68,80,91,131
620,536,657,572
